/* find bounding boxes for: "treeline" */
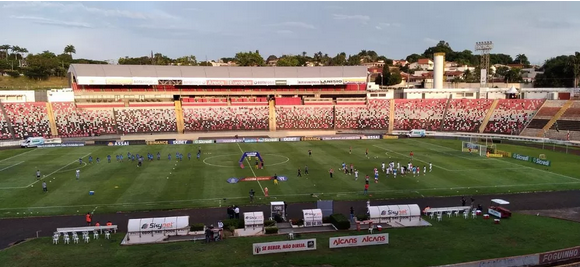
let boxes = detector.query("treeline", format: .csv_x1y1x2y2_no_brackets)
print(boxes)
1,42,578,87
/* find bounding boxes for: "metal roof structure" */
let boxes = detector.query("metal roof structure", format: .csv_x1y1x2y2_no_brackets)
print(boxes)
68,64,368,79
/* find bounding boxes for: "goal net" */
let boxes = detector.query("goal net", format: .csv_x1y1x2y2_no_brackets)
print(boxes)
461,141,488,157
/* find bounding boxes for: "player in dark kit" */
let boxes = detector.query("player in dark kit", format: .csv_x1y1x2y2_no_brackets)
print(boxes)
308,150,312,157
304,165,309,175
297,168,302,177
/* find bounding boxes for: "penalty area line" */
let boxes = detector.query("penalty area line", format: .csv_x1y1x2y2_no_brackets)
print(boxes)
236,143,265,195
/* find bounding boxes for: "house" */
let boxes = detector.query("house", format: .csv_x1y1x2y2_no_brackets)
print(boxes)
520,68,543,83
392,59,408,66
445,71,464,81
362,60,386,68
408,58,433,71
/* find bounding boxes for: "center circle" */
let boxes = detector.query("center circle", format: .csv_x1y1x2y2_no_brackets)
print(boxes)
203,153,289,168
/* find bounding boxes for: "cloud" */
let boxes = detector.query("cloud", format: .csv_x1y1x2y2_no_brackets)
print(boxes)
332,14,370,24
10,15,92,28
269,21,316,29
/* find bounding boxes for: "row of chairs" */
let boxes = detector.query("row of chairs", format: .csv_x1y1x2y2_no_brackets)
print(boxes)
52,230,111,244
429,210,478,221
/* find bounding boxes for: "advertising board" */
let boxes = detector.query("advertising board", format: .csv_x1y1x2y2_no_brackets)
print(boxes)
171,140,192,145
320,136,361,141
193,140,214,144
146,141,169,145
362,135,381,140
531,157,551,166
215,139,244,143
512,153,530,162
280,137,301,142
37,142,85,148
329,234,389,249
539,246,580,264
253,239,316,255
302,137,321,141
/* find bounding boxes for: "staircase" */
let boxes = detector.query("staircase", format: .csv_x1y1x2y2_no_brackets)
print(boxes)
478,99,500,133
0,101,16,139
269,99,276,131
46,102,59,136
538,99,574,137
174,100,185,134
388,100,395,134
439,96,453,132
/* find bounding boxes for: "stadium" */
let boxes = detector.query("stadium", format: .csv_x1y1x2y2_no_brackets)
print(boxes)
2,30,580,267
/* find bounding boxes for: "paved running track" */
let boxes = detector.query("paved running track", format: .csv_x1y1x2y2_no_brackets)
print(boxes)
1,190,580,250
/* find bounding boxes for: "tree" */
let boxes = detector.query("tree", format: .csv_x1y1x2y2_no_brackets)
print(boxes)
422,40,453,59
495,66,510,78
220,57,235,63
23,51,61,80
571,52,580,88
331,52,347,66
64,45,76,58
504,68,523,83
513,54,530,67
375,67,402,86
406,54,421,63
234,50,264,66
0,44,9,60
276,55,300,66
266,55,278,63
175,55,197,66
534,54,576,87
489,54,514,65
198,61,212,66
347,54,361,66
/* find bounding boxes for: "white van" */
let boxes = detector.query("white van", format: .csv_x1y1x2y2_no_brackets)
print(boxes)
21,137,46,148
407,129,426,138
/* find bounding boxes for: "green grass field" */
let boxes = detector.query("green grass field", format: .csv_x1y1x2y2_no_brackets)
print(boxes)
2,213,580,267
0,76,68,90
1,138,579,218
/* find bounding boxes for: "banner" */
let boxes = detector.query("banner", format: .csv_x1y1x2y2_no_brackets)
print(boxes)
129,140,146,145
37,142,85,148
147,141,169,145
531,157,551,167
226,178,239,184
302,137,321,141
540,246,580,264
329,234,389,249
275,80,287,85
107,141,130,146
320,136,361,141
243,138,279,143
171,140,192,145
240,177,273,182
362,135,381,140
281,137,301,142
383,135,399,140
253,239,316,255
487,154,503,158
230,80,253,86
182,78,206,86
193,140,214,144
215,139,244,143
206,80,228,86
253,80,276,86
320,79,344,85
132,78,158,85
512,153,531,162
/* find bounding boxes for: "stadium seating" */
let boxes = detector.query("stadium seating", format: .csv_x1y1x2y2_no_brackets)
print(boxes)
52,102,117,137
335,99,390,130
183,106,269,131
394,99,446,131
2,103,51,138
0,111,11,139
442,99,493,132
484,99,544,135
115,108,177,133
276,106,334,129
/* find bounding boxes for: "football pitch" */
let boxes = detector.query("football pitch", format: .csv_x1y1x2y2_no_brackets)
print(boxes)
0,138,579,218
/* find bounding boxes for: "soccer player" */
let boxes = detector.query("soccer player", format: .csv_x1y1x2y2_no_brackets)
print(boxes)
42,181,48,193
79,158,83,165
410,151,414,160
88,156,93,164
350,164,354,175
341,162,346,173
107,155,111,163
138,157,143,167
374,171,379,183
76,169,80,180
168,154,171,161
417,166,420,176
423,166,426,176
188,153,192,160
354,169,359,180
364,181,369,195
96,157,100,163
397,162,400,170
157,152,161,160
197,151,201,160
393,167,397,179
412,166,417,177
349,146,352,154
381,162,386,173
36,170,41,180
131,155,136,162
329,168,333,178
120,155,124,162
365,149,369,159
365,174,369,182
429,162,433,172
304,165,309,175
308,150,312,157
400,165,405,176
255,160,259,170
297,168,302,177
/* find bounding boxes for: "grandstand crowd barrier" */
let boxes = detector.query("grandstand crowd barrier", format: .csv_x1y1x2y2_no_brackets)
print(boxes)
276,106,334,130
115,108,177,134
442,99,493,132
484,99,544,135
394,99,446,131
183,106,269,131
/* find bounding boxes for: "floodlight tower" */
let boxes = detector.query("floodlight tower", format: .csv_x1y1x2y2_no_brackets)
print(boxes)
475,41,494,88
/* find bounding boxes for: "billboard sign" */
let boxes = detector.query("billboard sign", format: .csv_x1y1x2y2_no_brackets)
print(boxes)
253,239,316,255
540,246,580,264
281,137,301,142
329,234,389,249
193,140,214,144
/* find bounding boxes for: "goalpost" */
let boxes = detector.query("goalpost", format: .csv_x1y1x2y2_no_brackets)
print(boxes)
461,141,495,157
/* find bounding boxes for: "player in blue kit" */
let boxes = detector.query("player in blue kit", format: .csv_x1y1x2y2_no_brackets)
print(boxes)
79,158,83,165
157,152,161,160
107,155,111,163
168,154,171,161
88,156,93,164
197,151,201,160
188,153,192,160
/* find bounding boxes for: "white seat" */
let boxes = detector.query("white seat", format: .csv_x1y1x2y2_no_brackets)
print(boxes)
73,235,79,244
454,211,460,217
52,235,59,244
288,232,294,240
429,212,434,219
464,212,469,219
437,213,442,222
447,212,453,218
472,211,477,219
105,231,111,240
64,234,70,244
93,231,99,240
368,227,374,234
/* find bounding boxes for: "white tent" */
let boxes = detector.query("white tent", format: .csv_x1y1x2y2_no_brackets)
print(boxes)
243,212,264,230
124,216,190,245
368,204,421,223
302,209,323,227
506,86,518,94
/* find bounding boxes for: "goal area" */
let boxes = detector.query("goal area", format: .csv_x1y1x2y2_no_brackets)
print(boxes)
461,141,496,157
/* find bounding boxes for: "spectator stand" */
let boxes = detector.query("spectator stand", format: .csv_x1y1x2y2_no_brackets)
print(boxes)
114,107,177,134
394,99,446,131
235,211,265,237
183,106,269,132
121,216,190,245
366,204,429,228
275,106,334,130
442,99,493,132
484,99,544,135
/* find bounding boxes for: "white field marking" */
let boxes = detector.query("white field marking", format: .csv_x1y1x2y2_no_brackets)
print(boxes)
411,139,488,161
203,153,289,168
25,152,92,188
411,140,580,182
415,191,425,198
0,149,35,163
55,162,87,174
91,206,98,214
445,167,523,172
2,181,579,211
236,143,265,195
0,161,24,172
373,145,453,171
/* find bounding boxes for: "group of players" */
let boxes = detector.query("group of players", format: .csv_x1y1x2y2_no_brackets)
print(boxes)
76,148,203,168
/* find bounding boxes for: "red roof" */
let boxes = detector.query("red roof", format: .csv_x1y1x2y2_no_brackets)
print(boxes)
445,71,463,76
417,58,431,64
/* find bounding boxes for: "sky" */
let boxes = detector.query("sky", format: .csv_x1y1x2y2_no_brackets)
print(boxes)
2,1,580,65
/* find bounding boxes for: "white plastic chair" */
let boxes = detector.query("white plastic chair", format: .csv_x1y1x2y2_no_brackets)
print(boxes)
93,231,99,240
437,213,442,222
73,235,79,244
472,211,477,219
447,212,453,218
105,231,111,240
64,234,70,244
429,212,434,219
52,235,59,244
454,211,460,217
83,232,90,243
464,211,469,219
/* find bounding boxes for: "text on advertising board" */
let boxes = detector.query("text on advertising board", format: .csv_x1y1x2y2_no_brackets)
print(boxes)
141,222,174,230
108,141,129,146
147,141,169,145
171,140,191,145
540,246,580,264
329,234,389,249
253,239,316,255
